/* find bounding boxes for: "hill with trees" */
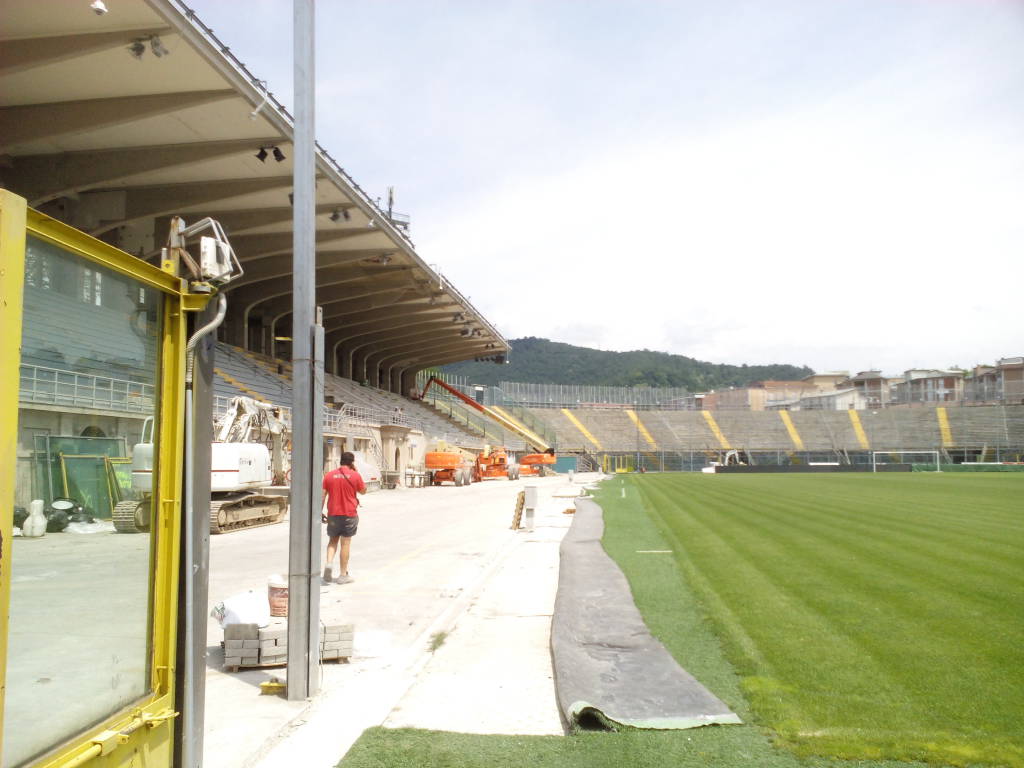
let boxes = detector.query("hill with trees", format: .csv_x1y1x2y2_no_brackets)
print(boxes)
442,337,812,390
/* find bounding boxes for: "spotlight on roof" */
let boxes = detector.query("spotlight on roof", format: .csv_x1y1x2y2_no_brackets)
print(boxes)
90,0,108,14
452,312,464,323
460,328,471,337
376,253,392,265
150,35,169,57
128,40,146,59
255,147,269,162
329,209,342,223
272,146,286,162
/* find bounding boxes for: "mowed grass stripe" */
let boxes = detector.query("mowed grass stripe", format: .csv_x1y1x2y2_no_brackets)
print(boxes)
659,475,1022,594
701,482,1022,612
645,475,1023,724
635,479,921,712
626,474,1024,767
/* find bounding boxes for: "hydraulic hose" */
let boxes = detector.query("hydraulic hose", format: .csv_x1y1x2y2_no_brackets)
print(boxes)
185,293,227,385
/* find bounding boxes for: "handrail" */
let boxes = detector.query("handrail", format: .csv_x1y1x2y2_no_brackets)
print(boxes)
423,376,548,451
19,364,155,413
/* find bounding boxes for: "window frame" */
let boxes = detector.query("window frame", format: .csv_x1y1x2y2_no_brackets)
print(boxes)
1,190,208,768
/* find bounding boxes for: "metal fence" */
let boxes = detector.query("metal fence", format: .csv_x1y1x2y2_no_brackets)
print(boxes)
20,364,155,413
212,395,422,435
491,381,693,410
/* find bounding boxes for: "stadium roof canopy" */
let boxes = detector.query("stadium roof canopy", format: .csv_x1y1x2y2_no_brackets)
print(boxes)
0,0,508,392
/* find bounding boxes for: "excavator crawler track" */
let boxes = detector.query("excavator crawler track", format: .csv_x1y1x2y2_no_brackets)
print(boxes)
209,495,288,535
113,499,151,534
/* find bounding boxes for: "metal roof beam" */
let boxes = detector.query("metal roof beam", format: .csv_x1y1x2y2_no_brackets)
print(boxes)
232,229,388,261
226,249,391,290
0,28,173,76
8,138,283,205
0,90,237,152
88,175,298,235
325,306,455,342
193,203,355,236
252,283,418,321
231,267,414,313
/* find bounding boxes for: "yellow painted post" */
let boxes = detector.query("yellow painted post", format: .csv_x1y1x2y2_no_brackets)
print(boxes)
625,410,658,449
0,190,28,738
561,408,603,450
936,407,954,448
701,410,732,449
848,410,870,450
778,411,805,451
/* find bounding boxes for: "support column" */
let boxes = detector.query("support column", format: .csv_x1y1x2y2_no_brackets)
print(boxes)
287,0,321,702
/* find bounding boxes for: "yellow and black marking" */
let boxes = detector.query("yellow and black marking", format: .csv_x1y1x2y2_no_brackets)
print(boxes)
510,490,526,530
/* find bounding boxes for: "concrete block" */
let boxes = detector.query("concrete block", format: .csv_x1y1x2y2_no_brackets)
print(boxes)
323,640,346,650
239,649,259,660
259,629,287,641
225,639,244,650
261,653,286,664
321,648,340,659
260,640,280,651
224,657,242,667
323,632,340,642
242,640,260,649
326,624,354,634
224,624,260,640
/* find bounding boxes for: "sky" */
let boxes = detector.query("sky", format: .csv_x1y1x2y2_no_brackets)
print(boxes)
190,0,1024,375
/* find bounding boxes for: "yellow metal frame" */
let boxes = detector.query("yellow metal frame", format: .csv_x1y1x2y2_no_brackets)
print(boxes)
1,193,209,768
0,191,28,759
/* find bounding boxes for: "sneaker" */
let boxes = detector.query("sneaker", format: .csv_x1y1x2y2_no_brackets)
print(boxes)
321,568,333,585
335,573,354,585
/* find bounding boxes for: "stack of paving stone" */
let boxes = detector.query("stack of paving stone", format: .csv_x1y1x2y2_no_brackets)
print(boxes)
223,620,354,670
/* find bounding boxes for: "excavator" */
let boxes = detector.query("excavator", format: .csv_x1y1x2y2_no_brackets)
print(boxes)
115,396,290,534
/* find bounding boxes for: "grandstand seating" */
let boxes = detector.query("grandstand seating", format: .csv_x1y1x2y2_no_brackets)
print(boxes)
212,343,485,448
526,404,1024,456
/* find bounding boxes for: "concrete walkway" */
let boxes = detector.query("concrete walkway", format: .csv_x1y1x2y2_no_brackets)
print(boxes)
202,473,599,768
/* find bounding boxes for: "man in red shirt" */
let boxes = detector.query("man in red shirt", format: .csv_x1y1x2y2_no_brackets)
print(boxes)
321,451,366,585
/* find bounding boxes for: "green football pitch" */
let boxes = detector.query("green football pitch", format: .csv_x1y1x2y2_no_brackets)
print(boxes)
341,472,1022,768
601,473,1023,767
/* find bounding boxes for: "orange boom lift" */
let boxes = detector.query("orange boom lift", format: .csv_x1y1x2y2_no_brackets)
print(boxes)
518,447,557,477
424,450,474,486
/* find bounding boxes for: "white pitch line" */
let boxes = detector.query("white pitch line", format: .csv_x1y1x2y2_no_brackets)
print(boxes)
620,487,625,498
636,550,673,554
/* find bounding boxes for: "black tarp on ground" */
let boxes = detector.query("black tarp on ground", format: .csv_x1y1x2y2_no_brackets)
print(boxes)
551,497,741,731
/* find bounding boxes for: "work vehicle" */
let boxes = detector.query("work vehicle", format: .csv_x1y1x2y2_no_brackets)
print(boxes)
424,450,475,486
116,397,290,533
422,376,552,452
473,446,519,481
518,448,557,476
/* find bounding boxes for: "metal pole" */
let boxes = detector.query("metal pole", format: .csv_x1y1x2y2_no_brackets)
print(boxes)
287,0,320,701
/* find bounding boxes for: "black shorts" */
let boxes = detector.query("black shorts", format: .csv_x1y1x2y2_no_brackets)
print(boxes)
326,514,358,538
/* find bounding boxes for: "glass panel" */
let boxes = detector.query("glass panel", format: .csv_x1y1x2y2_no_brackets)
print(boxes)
6,236,162,767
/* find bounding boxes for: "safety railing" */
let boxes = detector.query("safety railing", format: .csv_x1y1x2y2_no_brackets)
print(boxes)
213,395,423,435
20,364,155,413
